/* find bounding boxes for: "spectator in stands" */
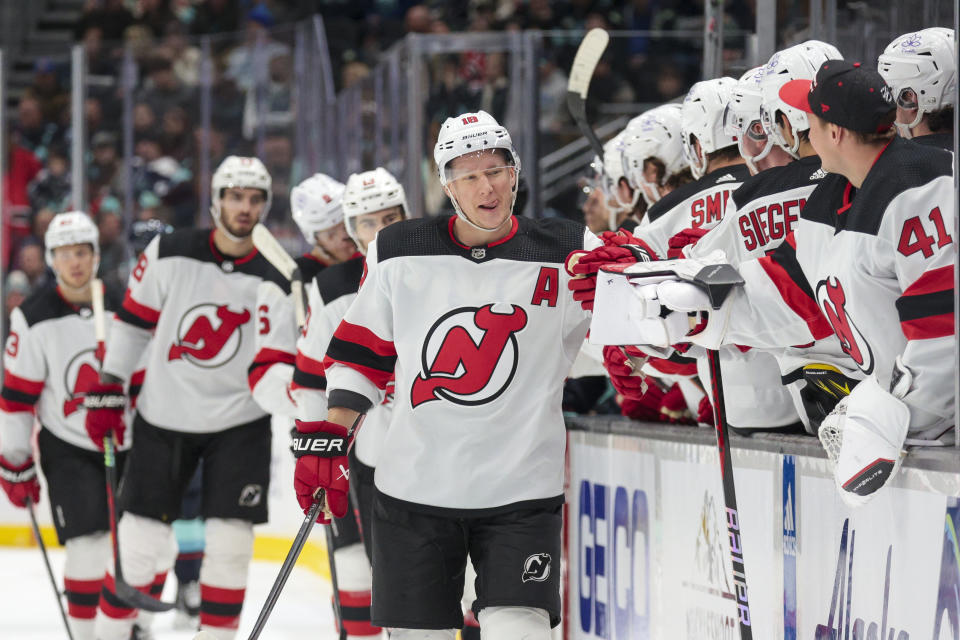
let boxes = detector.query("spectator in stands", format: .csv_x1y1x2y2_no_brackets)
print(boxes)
137,56,197,119
5,270,31,317
81,25,119,78
189,0,239,37
133,102,158,139
163,21,201,87
225,5,291,91
25,59,68,124
160,106,195,163
97,199,129,305
135,0,177,38
31,208,56,243
17,241,50,291
75,0,135,42
87,131,124,199
28,146,72,214
405,5,434,34
261,130,301,221
14,96,61,162
3,137,43,216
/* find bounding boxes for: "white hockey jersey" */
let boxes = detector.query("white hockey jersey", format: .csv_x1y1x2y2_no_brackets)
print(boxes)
292,255,395,467
635,163,752,259
712,137,955,434
102,229,295,433
0,285,133,463
324,215,600,514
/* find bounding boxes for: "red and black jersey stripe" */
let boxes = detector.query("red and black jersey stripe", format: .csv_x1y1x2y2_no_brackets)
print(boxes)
128,370,146,408
759,233,833,340
323,321,397,390
292,351,327,391
247,348,296,391
897,265,954,340
0,373,44,413
117,290,160,331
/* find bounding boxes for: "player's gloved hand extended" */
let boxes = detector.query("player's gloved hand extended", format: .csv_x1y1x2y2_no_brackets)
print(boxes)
83,381,127,450
292,420,351,523
0,455,41,508
602,345,650,401
667,227,709,259
566,246,639,311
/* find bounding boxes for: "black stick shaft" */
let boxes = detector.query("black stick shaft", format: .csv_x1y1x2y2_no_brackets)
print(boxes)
27,499,75,640
324,518,347,640
706,348,753,640
248,498,325,640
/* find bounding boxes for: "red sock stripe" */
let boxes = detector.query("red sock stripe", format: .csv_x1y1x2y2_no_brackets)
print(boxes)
150,571,167,596
200,584,245,628
337,590,381,636
98,573,138,620
463,610,480,628
64,577,102,619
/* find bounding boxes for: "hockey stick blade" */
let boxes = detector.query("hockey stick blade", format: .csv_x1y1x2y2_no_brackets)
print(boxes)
566,28,609,159
252,223,307,327
692,264,745,309
252,224,297,280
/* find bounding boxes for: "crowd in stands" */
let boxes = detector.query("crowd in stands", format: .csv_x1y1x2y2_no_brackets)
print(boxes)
1,0,760,332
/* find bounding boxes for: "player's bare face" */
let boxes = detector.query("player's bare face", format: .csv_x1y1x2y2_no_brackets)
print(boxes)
220,187,266,238
446,151,516,230
640,161,662,202
353,207,404,253
52,244,95,289
807,115,837,173
315,222,356,263
581,186,610,234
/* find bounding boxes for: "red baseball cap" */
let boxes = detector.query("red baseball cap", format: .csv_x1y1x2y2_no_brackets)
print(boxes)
779,59,896,133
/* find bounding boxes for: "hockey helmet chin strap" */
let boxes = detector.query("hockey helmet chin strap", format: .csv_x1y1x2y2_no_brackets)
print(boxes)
893,110,923,139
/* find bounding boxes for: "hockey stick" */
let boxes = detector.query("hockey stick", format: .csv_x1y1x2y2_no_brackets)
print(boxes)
26,497,76,640
693,265,753,640
252,224,307,328
91,279,176,613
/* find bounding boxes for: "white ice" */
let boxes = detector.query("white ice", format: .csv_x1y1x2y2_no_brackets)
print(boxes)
0,546,342,639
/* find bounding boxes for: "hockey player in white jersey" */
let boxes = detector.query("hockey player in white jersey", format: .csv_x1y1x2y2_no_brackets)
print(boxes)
620,103,688,212
0,212,127,640
877,27,956,148
291,110,599,639
290,173,353,283
84,156,295,639
290,167,407,638
611,60,955,506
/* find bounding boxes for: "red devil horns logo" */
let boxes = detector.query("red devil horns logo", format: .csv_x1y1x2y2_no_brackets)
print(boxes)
411,304,527,408
816,277,874,375
63,351,101,417
169,304,251,367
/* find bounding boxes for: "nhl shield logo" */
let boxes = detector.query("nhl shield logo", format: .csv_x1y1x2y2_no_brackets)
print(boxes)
471,247,486,260
521,553,552,583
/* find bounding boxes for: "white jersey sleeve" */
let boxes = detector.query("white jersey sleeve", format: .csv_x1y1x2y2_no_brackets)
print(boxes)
0,308,45,463
103,235,164,382
249,278,298,417
324,240,392,411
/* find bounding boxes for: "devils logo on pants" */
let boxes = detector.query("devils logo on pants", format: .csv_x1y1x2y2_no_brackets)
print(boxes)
816,276,874,375
411,304,527,408
168,304,251,367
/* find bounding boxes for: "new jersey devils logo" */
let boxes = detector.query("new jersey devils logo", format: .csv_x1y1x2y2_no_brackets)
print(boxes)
63,348,100,417
816,276,874,375
168,304,251,368
410,304,527,408
521,553,552,583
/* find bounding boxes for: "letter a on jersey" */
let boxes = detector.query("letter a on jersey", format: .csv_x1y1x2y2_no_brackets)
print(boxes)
169,304,251,367
816,276,874,375
411,304,527,408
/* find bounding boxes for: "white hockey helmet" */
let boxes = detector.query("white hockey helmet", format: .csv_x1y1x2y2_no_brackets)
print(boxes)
759,40,843,157
210,156,273,241
877,28,957,137
434,110,521,231
600,132,639,211
342,168,409,249
45,211,100,286
290,173,346,244
621,104,686,206
722,66,770,172
681,77,739,179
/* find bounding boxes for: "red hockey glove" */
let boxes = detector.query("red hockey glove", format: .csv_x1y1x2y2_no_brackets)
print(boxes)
667,227,709,259
660,383,694,424
566,246,640,311
83,382,127,450
602,345,649,400
292,420,351,523
0,455,40,508
698,396,715,426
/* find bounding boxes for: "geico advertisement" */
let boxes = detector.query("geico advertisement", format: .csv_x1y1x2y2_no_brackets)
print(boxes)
568,433,656,640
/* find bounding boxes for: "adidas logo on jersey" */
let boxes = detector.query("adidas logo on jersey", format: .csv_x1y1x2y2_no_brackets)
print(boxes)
715,173,737,183
810,168,827,180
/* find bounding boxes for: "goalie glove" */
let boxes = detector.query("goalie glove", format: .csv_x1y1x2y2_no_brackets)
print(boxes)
818,361,911,508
